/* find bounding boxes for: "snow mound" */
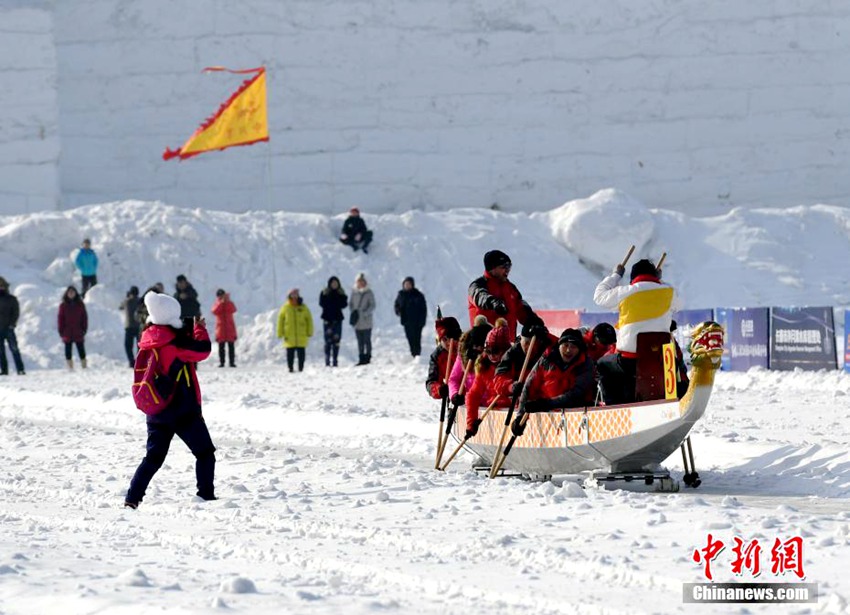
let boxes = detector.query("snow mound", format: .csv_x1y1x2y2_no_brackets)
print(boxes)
219,576,257,594
117,568,152,587
546,188,655,270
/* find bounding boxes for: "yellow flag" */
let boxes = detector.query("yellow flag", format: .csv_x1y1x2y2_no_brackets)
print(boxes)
163,67,268,161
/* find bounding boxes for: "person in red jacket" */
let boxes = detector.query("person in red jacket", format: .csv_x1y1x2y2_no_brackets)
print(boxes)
125,292,215,509
57,285,88,370
211,289,238,368
583,322,617,363
464,318,512,437
492,321,557,401
425,316,463,399
467,250,541,337
511,328,595,436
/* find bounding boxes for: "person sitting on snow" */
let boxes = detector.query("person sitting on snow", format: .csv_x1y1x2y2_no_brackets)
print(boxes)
592,258,677,405
468,250,541,337
464,319,512,438
339,207,373,254
511,328,595,437
426,316,463,399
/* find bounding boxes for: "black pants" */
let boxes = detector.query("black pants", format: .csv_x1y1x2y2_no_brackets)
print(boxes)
286,347,305,372
596,354,636,405
323,320,342,366
355,329,372,359
0,328,25,374
340,230,373,253
125,327,140,366
218,341,235,366
126,415,216,504
81,275,97,297
404,323,423,357
64,340,86,361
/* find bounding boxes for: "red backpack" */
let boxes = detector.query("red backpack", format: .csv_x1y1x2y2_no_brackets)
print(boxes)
132,347,187,415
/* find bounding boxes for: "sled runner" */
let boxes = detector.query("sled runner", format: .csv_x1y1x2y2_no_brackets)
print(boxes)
449,322,724,479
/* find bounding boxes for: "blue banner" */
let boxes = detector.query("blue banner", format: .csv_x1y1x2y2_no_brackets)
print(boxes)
845,310,850,373
770,307,837,371
672,309,715,366
714,307,769,371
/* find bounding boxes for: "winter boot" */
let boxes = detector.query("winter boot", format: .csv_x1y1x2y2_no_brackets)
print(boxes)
356,353,366,366
66,359,74,371
81,358,87,369
364,353,371,365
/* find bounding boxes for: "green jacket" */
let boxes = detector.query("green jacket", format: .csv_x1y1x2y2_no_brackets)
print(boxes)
277,301,314,348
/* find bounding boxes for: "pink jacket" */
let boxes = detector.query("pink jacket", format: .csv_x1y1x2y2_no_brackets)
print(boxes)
448,355,475,398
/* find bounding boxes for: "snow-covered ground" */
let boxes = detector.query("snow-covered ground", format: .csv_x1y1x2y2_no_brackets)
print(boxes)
1,191,849,613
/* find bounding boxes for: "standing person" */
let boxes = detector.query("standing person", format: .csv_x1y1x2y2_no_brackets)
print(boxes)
0,276,26,376
319,276,347,367
339,207,374,254
58,285,88,369
174,275,201,319
394,277,427,358
349,273,375,365
136,282,165,328
593,258,676,404
75,238,99,297
277,288,314,373
124,293,216,508
468,250,542,336
211,289,238,368
120,286,141,368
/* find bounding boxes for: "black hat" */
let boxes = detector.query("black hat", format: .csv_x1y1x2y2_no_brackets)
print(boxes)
403,276,415,287
470,321,493,348
216,288,226,297
435,316,462,341
630,259,658,281
592,322,617,346
176,274,188,283
558,328,586,352
129,285,139,296
484,250,511,271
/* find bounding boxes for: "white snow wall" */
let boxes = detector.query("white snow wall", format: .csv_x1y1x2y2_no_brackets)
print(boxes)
3,0,850,216
0,3,60,214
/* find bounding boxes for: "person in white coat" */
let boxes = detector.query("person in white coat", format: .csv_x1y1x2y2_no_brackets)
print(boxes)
592,258,676,404
349,273,375,365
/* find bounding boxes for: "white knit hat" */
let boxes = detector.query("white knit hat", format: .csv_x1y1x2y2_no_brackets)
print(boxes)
145,292,183,328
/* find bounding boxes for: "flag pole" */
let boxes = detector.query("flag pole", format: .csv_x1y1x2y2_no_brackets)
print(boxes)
266,143,278,305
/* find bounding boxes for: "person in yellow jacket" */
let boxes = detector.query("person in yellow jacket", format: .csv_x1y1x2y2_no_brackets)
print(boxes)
593,258,677,404
277,288,314,373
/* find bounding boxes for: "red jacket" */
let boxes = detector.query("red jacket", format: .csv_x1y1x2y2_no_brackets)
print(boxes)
464,358,505,430
467,272,535,335
138,323,211,417
520,346,595,411
492,333,559,399
211,295,238,342
425,345,453,399
583,329,616,362
58,299,87,343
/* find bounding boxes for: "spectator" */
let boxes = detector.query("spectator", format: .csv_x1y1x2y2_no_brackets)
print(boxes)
211,289,238,368
120,286,141,368
349,273,375,365
136,283,165,328
0,276,25,375
319,276,347,367
394,276,427,357
75,238,99,298
124,293,216,508
339,207,373,254
277,288,314,373
58,285,88,370
174,275,201,319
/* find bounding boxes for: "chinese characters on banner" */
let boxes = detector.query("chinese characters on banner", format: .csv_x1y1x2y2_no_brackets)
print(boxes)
693,534,805,581
769,307,837,371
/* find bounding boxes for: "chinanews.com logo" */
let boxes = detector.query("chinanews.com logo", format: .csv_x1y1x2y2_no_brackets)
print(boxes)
683,533,817,604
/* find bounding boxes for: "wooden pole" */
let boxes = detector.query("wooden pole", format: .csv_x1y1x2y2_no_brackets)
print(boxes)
435,358,473,469
657,252,667,271
439,395,502,471
489,336,537,478
620,245,636,269
433,341,455,469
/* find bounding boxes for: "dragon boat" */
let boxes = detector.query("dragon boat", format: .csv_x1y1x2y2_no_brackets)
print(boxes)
448,322,725,482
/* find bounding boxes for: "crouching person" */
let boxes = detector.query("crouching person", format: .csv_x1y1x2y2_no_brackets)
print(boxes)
125,293,216,509
464,319,512,438
511,329,595,437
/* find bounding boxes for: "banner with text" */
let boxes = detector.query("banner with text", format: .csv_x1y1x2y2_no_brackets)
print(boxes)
715,307,769,371
770,307,837,371
537,310,581,334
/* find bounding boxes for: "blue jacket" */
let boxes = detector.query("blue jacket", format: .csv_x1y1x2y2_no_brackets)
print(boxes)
75,248,98,276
